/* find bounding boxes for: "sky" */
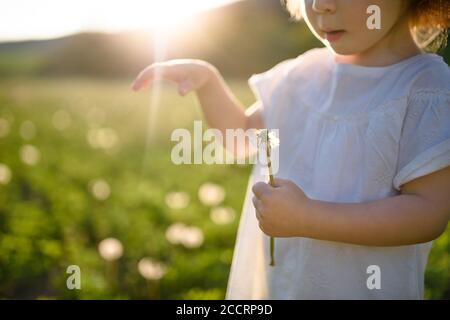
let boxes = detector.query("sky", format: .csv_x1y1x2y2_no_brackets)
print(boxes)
0,0,242,42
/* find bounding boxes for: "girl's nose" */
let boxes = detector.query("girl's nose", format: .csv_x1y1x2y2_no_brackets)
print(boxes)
312,0,336,14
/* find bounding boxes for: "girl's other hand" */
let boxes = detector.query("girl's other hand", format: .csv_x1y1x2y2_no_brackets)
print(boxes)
131,59,216,96
252,178,310,238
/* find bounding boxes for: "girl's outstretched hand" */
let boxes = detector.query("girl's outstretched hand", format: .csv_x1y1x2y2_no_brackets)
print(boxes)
131,59,216,96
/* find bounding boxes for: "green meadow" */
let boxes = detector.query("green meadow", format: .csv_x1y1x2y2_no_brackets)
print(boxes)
0,77,255,299
0,78,448,299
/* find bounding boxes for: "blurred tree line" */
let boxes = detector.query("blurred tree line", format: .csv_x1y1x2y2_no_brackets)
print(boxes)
0,0,448,80
0,0,322,79
0,0,449,81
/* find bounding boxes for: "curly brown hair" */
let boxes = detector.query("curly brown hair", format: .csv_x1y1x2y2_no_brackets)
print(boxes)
281,0,450,52
409,0,449,51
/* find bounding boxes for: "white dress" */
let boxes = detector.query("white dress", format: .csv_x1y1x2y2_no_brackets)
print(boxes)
225,47,450,299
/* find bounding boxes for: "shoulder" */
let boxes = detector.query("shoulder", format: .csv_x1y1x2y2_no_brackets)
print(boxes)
249,47,330,84
247,47,330,126
393,56,450,191
408,54,450,98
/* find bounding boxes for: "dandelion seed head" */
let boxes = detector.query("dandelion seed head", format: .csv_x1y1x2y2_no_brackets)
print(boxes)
0,163,12,185
89,179,111,200
138,258,167,280
165,191,190,209
165,223,186,245
257,129,279,148
20,144,40,166
165,223,204,248
181,226,204,248
268,131,280,147
98,237,123,261
87,128,119,150
210,206,236,225
198,183,225,206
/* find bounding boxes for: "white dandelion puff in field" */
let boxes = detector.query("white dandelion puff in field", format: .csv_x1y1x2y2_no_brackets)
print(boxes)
138,258,167,280
20,120,36,140
20,145,40,166
181,226,204,248
198,183,225,206
98,237,123,261
165,191,190,209
52,110,72,131
89,179,111,200
0,163,12,185
165,223,186,245
210,206,236,225
0,118,10,138
165,223,204,249
87,128,119,150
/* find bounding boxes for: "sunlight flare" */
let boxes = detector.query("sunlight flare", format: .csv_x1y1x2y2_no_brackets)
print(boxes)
0,0,243,41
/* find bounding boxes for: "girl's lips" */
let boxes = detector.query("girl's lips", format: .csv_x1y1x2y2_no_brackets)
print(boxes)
324,30,346,42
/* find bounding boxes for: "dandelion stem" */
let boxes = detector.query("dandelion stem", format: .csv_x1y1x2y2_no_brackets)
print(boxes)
265,130,275,266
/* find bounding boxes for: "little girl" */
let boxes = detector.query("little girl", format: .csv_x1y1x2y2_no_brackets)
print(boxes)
132,0,450,299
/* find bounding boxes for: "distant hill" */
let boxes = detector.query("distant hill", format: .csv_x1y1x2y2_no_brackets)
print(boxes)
0,0,323,79
0,0,447,79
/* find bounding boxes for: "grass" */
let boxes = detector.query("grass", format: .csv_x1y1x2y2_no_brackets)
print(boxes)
0,77,448,299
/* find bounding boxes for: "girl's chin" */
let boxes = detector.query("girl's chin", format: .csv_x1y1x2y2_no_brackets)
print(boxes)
325,43,362,56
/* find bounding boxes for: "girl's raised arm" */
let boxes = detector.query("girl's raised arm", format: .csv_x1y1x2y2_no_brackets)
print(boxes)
131,59,264,157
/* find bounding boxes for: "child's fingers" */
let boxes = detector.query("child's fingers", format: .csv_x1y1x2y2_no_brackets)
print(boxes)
252,197,263,222
177,80,193,96
252,196,263,213
252,182,272,200
272,177,290,187
131,75,149,91
131,63,174,91
131,66,157,91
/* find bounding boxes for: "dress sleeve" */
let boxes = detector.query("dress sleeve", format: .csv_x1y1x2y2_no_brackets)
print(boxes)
247,58,296,128
393,90,450,191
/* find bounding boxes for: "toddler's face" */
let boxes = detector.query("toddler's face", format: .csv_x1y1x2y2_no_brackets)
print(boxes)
301,0,409,55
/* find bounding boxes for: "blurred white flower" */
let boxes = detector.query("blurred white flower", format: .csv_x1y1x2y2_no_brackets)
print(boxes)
52,110,72,131
0,163,12,185
210,206,236,225
165,191,190,209
198,183,225,206
87,128,119,150
20,120,36,140
138,258,167,280
98,237,123,261
165,223,204,249
181,226,204,248
20,144,40,166
165,223,186,245
89,179,111,200
0,118,10,138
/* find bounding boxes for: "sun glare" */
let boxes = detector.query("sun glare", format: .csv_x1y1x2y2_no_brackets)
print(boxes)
0,0,242,41
140,1,214,30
